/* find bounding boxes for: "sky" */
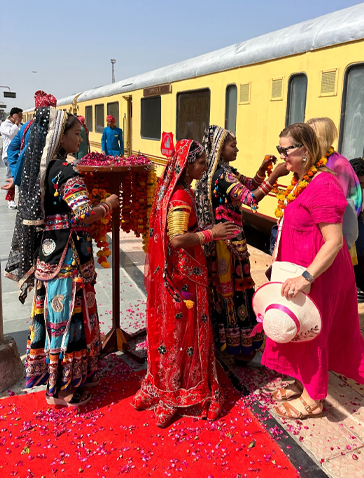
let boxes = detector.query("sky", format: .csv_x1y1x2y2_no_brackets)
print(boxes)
1,0,362,111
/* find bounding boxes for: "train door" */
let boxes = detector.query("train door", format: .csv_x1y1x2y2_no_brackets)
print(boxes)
123,96,132,157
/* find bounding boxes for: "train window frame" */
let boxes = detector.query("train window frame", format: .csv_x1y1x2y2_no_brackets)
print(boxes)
339,62,364,158
176,88,211,142
107,101,120,128
85,105,93,132
225,84,238,135
95,104,105,134
285,73,308,126
140,96,161,141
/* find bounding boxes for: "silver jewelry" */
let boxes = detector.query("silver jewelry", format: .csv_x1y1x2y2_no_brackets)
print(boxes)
303,156,307,162
288,290,294,295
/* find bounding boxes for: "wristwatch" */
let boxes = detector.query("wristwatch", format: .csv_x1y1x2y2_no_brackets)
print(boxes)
302,270,314,283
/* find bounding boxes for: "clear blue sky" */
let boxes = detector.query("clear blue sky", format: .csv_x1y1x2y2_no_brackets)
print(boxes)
1,0,362,110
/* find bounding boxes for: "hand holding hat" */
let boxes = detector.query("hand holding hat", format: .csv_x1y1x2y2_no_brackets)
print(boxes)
252,282,321,344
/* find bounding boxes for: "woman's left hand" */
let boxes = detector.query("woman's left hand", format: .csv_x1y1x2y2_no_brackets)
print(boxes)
281,276,310,299
260,155,277,172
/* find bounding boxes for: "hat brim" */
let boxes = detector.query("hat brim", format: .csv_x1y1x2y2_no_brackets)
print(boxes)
252,282,322,343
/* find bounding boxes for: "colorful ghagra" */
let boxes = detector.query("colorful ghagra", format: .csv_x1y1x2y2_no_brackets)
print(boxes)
208,164,264,354
132,139,223,420
25,160,101,395
195,125,263,356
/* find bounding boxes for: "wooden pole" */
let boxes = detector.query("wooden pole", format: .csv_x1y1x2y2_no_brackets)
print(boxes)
78,165,146,362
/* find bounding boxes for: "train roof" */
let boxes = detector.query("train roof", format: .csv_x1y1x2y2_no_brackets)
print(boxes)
76,3,364,103
57,93,82,106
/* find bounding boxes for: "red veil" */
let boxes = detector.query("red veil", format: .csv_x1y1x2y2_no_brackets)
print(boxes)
136,139,223,420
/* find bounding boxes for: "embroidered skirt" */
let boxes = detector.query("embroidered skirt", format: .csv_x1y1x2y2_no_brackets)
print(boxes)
209,239,264,355
25,267,101,395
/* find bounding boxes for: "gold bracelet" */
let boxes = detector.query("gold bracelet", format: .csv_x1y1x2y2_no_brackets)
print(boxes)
196,232,205,244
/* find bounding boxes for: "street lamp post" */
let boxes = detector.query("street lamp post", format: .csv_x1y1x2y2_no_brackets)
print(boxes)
0,86,16,98
111,59,116,83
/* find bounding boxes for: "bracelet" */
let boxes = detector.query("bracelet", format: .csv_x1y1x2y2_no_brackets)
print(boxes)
256,172,266,180
258,180,273,196
99,202,111,217
197,229,215,244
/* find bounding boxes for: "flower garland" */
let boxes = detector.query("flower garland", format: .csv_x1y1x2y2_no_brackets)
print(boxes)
275,156,328,218
265,155,279,194
79,152,158,260
143,168,158,252
326,146,335,157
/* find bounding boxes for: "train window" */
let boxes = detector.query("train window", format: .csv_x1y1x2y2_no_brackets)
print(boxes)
85,106,93,132
176,89,210,141
339,64,364,159
225,84,237,135
141,96,161,140
95,104,105,133
107,102,119,127
286,74,307,126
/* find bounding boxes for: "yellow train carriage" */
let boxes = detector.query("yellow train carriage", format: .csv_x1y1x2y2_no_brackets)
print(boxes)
32,4,364,232
56,93,81,115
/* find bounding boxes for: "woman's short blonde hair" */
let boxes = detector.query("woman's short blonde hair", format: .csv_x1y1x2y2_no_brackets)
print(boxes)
306,117,338,156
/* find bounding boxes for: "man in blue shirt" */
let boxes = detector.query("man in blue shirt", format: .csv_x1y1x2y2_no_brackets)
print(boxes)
101,115,124,157
2,91,57,192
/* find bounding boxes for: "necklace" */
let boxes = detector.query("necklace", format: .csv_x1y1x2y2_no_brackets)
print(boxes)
326,146,335,157
275,155,328,218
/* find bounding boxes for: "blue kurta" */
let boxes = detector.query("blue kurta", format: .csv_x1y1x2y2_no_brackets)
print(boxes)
101,126,124,156
8,120,31,186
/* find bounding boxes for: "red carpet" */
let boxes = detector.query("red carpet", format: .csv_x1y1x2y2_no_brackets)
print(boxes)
0,355,298,478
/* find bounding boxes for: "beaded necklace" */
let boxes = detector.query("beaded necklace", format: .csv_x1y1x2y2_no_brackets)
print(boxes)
275,155,328,218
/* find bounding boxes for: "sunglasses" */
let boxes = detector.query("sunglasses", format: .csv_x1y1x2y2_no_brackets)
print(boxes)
276,143,303,156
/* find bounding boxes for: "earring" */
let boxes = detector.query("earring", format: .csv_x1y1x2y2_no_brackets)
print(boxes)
303,155,307,162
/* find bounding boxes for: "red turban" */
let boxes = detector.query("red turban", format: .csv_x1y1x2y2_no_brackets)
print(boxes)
34,90,57,108
106,115,116,123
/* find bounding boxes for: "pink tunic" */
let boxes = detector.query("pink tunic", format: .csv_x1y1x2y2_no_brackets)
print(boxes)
262,172,364,399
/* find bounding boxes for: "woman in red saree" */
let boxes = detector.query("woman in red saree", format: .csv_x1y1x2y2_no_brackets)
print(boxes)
131,139,236,427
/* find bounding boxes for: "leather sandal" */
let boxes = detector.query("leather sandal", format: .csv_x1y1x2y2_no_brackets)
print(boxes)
272,380,304,401
275,396,323,420
46,388,91,407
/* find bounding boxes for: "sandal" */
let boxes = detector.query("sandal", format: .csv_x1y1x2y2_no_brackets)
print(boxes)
46,388,91,407
275,396,323,420
272,380,304,401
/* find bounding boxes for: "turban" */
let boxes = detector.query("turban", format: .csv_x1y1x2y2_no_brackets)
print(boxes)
34,90,57,109
77,115,85,125
106,115,116,123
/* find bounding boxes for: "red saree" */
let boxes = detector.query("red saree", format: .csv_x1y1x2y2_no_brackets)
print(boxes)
132,139,223,424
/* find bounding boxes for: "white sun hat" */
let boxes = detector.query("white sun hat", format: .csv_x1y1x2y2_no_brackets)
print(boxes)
252,282,322,343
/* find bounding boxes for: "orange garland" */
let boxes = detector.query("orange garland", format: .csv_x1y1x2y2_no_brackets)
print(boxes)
275,156,328,218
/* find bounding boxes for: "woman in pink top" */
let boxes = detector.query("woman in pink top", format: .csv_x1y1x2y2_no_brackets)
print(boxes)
262,123,364,419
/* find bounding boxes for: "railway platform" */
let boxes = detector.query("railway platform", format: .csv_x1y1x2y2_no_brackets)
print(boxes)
1,159,364,477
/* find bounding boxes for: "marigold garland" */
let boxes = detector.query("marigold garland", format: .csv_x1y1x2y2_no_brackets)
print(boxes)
265,155,279,194
79,152,158,262
274,156,328,218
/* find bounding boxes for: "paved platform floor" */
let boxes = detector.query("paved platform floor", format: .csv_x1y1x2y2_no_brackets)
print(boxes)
1,159,364,477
